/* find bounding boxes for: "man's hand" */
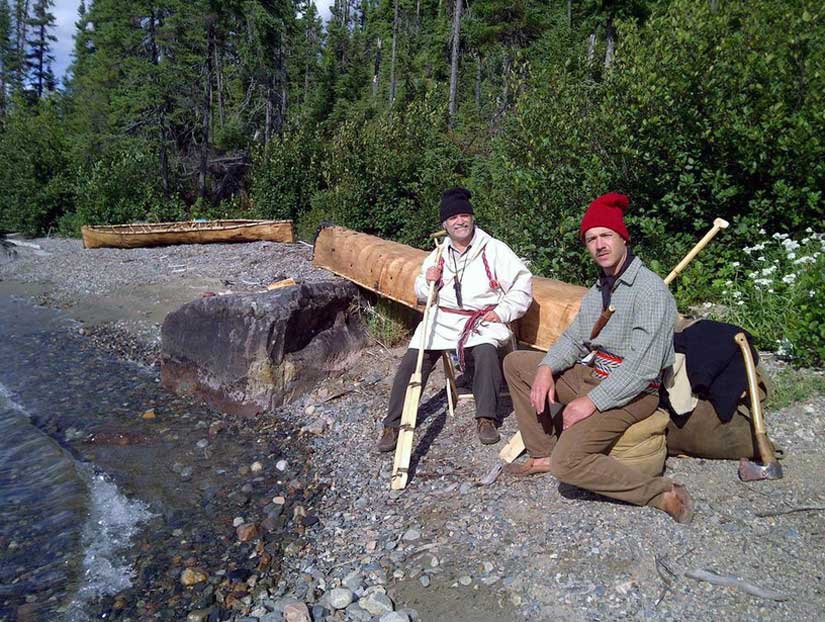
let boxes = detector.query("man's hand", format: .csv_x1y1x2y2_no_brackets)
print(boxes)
562,396,596,430
482,310,501,323
425,266,442,283
530,365,555,413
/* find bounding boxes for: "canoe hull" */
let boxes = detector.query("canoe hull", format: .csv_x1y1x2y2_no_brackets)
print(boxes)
312,225,587,351
81,220,295,249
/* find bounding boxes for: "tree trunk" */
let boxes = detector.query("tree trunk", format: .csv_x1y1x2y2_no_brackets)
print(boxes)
389,0,399,104
586,32,596,64
372,37,381,98
604,16,615,69
198,19,214,203
567,0,572,28
448,0,463,126
474,53,481,109
148,10,168,194
214,45,225,129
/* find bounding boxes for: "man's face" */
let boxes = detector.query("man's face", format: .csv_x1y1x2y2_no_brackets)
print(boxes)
443,213,474,245
584,226,627,275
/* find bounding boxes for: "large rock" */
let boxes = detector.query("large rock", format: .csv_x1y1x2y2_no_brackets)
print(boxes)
160,280,367,416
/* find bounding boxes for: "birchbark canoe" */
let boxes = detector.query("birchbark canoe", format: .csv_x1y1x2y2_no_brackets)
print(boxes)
81,219,295,249
312,225,587,351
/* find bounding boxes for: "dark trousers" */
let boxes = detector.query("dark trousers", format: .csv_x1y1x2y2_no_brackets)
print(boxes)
383,343,501,428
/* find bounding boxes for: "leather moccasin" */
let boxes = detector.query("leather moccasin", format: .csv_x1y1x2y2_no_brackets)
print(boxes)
503,457,552,477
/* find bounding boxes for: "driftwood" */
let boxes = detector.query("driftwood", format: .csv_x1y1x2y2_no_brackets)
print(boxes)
312,225,587,351
684,568,789,601
82,219,295,249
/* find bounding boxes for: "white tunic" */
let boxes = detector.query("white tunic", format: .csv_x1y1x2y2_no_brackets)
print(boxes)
409,227,533,351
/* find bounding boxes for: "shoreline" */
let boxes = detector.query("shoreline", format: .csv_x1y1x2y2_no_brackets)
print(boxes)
2,238,825,621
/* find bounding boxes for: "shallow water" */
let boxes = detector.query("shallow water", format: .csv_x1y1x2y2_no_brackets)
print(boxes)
0,297,153,620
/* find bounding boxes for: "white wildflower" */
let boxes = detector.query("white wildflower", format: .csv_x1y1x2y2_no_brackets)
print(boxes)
731,261,740,268
736,300,745,305
725,280,733,286
753,278,772,287
805,227,813,233
782,274,796,284
761,266,777,276
787,252,796,260
793,256,815,265
781,239,800,252
759,228,766,235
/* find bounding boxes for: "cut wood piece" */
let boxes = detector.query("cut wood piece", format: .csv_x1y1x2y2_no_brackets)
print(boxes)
515,277,586,351
82,219,295,249
266,278,297,290
391,373,423,490
499,431,526,463
313,225,428,309
313,225,588,350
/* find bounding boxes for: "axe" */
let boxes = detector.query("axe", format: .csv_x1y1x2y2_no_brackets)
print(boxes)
734,333,783,481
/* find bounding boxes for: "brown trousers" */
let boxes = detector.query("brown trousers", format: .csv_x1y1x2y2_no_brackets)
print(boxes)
503,350,672,509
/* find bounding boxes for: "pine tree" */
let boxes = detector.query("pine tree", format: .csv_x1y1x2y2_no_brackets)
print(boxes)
0,0,12,115
26,0,56,97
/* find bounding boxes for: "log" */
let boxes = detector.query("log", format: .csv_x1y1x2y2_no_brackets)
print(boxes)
312,225,587,350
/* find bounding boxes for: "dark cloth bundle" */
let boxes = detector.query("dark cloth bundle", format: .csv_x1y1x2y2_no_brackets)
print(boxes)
668,320,758,423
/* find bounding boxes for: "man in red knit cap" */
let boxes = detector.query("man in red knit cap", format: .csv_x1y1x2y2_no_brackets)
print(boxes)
502,193,695,523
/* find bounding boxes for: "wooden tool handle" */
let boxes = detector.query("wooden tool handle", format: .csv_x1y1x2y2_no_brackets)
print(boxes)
414,239,448,371
664,217,729,285
734,332,776,465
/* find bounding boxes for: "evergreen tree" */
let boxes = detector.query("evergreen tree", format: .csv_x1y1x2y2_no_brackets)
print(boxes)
25,0,56,97
0,0,12,115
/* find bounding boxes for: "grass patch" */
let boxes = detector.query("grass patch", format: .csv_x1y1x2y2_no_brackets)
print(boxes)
767,367,825,410
361,297,415,348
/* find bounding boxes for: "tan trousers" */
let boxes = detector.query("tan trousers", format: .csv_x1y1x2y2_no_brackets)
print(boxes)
503,350,673,509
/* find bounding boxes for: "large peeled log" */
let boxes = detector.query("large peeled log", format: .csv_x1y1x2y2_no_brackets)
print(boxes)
312,225,587,350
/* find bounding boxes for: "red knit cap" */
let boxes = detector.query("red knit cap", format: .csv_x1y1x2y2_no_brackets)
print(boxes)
580,192,630,241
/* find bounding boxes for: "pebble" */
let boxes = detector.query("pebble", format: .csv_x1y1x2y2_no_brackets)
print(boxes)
233,517,246,527
380,613,410,622
458,575,472,586
186,609,212,622
276,459,288,471
345,603,372,622
142,408,157,419
273,496,286,505
402,528,420,542
237,523,260,542
327,587,354,610
282,601,311,622
342,571,363,591
419,575,430,588
180,568,208,586
251,461,264,473
196,439,209,449
305,404,316,415
359,592,394,616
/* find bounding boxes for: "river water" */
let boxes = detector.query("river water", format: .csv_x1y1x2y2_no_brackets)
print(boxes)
0,296,153,621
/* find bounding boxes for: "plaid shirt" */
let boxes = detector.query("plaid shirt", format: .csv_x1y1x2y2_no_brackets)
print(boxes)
541,256,677,412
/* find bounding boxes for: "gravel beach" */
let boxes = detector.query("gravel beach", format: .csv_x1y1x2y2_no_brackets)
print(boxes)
2,236,824,622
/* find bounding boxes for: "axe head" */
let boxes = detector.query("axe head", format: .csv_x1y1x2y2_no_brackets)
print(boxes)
738,457,784,481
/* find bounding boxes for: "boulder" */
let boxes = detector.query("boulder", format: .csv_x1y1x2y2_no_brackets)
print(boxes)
161,280,367,416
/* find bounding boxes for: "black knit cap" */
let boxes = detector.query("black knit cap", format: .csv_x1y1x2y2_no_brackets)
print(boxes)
439,187,474,223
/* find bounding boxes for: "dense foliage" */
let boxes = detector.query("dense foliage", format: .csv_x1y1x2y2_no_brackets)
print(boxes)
0,0,823,363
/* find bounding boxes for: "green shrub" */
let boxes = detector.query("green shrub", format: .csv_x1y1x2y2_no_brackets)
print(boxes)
711,229,825,366
71,143,184,230
0,99,75,236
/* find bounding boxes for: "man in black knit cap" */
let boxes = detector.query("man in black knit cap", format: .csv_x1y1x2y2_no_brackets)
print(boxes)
377,187,533,451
